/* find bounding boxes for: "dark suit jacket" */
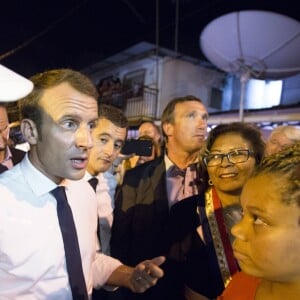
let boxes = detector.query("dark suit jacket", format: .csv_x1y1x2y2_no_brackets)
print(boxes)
111,156,204,300
0,147,26,174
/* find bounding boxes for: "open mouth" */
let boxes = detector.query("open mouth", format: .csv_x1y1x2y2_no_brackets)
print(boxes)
70,158,87,169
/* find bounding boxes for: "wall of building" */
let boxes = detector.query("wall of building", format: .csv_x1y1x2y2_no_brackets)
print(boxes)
90,53,226,118
158,56,225,117
86,51,300,126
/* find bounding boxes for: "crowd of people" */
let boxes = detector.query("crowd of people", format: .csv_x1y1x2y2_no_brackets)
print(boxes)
0,65,300,300
97,77,124,109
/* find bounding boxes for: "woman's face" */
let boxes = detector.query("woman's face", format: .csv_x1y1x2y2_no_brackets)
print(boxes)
232,174,300,281
207,133,256,195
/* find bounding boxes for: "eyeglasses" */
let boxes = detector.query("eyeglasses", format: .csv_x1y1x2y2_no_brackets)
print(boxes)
203,149,254,167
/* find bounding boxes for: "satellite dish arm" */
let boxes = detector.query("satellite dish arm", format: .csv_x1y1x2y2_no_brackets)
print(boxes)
239,70,250,122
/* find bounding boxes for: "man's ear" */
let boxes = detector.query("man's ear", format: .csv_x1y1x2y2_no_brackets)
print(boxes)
162,122,173,137
21,119,39,145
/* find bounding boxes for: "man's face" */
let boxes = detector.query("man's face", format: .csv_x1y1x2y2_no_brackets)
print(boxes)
0,106,10,153
164,100,208,154
26,82,98,184
87,118,127,176
138,122,160,143
265,132,295,156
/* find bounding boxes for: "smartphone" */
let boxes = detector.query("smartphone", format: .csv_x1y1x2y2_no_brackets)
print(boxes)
121,139,153,156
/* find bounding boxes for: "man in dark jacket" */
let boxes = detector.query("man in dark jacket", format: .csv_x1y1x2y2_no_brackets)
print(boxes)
111,95,209,300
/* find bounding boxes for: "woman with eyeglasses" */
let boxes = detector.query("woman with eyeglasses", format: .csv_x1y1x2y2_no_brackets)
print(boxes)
184,122,265,300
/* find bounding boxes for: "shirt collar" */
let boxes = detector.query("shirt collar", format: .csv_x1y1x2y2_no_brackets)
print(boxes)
20,153,59,197
164,153,199,173
4,146,12,161
164,154,175,172
0,146,12,162
83,171,93,181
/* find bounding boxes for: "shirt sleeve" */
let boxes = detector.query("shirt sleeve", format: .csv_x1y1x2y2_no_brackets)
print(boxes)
92,252,123,289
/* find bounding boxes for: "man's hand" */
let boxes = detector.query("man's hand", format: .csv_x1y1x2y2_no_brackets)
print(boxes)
105,256,165,293
129,256,165,293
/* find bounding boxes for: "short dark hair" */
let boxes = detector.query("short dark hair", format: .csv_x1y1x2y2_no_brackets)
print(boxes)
98,104,128,129
20,69,98,130
205,122,265,165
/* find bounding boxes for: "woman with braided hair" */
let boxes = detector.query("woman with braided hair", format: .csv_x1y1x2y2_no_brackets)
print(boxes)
219,142,300,300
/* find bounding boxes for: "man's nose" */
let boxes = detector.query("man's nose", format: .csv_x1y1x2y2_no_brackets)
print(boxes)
75,125,93,150
104,142,114,156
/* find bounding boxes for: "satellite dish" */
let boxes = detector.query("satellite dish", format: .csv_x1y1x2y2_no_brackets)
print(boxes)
200,10,300,120
0,64,33,102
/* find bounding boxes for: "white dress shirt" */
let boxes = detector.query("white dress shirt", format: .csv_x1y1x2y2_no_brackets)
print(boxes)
0,154,121,299
96,172,117,256
83,172,117,256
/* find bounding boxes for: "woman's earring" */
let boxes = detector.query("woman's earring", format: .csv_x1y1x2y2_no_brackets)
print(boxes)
208,179,213,186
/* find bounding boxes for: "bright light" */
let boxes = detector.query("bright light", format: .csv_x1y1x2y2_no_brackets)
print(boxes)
245,78,282,109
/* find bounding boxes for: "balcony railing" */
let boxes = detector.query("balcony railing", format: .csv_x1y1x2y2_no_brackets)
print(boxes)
98,86,158,120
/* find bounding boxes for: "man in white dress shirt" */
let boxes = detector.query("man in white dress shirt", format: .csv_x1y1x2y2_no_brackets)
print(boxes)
0,69,164,299
85,104,129,299
85,104,128,256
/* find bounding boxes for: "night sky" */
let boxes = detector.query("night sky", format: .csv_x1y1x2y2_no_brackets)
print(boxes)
0,0,299,77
